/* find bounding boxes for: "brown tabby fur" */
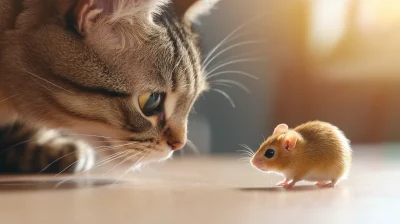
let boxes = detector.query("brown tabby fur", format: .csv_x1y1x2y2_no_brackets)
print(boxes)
0,0,218,173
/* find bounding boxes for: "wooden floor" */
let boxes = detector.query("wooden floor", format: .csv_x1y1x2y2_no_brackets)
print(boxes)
0,145,399,224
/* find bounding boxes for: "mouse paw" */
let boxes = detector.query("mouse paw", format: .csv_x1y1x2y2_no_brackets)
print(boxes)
282,180,298,189
276,179,290,187
282,183,294,189
315,181,328,187
317,180,337,188
323,180,338,188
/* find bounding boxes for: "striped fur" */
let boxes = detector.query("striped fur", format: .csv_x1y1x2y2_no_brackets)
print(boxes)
0,0,218,173
0,122,94,173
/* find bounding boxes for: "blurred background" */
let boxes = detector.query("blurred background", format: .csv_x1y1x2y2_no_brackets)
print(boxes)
185,0,400,154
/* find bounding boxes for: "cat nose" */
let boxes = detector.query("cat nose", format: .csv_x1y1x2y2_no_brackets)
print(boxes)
164,128,186,151
167,141,184,151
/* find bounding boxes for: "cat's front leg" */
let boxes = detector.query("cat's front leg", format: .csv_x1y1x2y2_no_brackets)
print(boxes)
0,122,95,174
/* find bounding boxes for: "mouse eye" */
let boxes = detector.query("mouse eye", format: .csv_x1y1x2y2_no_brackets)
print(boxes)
264,149,275,158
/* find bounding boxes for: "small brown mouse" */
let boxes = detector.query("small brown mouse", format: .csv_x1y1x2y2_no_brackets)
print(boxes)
251,121,352,188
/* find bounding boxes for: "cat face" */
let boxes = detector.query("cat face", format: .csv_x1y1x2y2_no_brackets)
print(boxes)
0,0,218,164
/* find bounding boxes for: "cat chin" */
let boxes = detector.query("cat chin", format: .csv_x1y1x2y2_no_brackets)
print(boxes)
142,149,174,164
93,145,174,171
129,150,173,171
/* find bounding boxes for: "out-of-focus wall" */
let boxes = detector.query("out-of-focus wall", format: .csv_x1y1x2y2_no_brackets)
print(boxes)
186,0,400,154
188,0,277,153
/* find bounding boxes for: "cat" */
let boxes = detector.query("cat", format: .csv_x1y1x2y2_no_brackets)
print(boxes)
0,0,219,174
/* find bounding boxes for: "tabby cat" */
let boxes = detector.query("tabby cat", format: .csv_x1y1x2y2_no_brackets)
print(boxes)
0,0,219,173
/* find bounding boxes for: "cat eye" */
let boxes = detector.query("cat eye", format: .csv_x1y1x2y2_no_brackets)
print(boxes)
264,149,275,158
138,92,164,116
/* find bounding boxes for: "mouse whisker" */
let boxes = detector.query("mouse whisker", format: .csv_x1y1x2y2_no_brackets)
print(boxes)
238,144,255,156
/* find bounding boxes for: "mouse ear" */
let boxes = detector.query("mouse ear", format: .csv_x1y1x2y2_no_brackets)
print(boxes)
282,131,298,151
273,124,289,135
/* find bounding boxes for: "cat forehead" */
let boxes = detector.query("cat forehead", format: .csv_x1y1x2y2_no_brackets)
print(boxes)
110,23,204,93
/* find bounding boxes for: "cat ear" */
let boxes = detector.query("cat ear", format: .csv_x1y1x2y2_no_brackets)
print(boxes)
282,131,298,151
71,0,169,35
73,0,102,35
174,0,220,24
273,124,289,135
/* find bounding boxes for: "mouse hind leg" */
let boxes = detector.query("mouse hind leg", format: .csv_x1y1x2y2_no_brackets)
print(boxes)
315,179,338,188
323,179,338,187
315,181,328,187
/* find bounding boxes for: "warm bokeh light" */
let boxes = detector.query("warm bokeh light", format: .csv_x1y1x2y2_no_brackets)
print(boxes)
308,0,350,57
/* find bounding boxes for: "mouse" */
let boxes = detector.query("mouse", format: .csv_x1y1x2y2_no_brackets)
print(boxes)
250,120,352,189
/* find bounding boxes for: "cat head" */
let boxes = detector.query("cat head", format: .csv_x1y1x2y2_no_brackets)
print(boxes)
0,0,219,164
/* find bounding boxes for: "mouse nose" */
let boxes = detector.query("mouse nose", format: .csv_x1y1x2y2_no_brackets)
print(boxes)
251,158,264,168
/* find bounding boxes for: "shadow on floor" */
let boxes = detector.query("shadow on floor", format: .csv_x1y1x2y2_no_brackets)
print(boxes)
0,178,127,191
238,185,328,192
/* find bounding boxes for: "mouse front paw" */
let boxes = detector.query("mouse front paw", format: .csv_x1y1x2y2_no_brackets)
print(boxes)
276,179,290,187
281,179,299,189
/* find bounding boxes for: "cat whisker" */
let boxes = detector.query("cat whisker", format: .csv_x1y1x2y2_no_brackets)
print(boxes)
205,48,266,75
212,83,232,88
39,142,138,174
90,145,141,166
92,141,139,150
91,140,127,143
92,150,134,169
20,68,74,94
52,149,141,189
203,40,265,70
66,133,123,140
202,14,266,66
0,138,37,154
212,89,235,108
205,58,262,77
185,139,200,155
104,150,145,174
28,76,56,94
202,24,247,66
211,79,251,94
52,159,82,179
88,141,140,160
200,93,206,100
207,70,259,80
0,94,19,104
39,146,130,175
37,147,105,175
113,153,147,184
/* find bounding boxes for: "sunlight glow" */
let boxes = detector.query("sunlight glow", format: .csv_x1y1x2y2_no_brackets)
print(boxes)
308,0,350,57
